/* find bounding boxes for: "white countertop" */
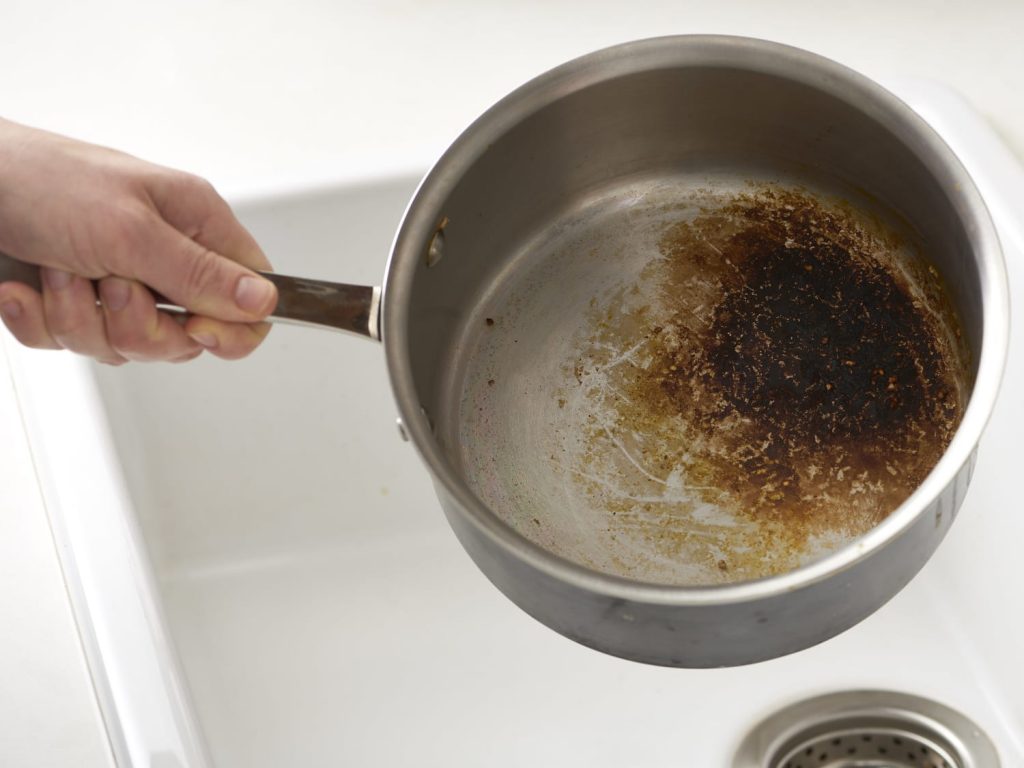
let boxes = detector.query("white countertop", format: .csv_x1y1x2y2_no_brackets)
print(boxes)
1,2,1022,766
3,1,1023,198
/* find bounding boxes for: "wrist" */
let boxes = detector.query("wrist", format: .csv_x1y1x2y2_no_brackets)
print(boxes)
0,118,47,257
0,119,18,254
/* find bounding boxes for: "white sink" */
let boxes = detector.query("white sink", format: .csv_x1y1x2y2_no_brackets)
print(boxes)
7,82,1024,767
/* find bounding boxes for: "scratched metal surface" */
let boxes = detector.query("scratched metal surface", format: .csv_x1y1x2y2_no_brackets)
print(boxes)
455,170,966,586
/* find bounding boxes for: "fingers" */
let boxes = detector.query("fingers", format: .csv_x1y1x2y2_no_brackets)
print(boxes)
1,269,203,363
98,277,203,362
40,268,126,364
0,280,62,350
121,220,278,325
185,316,272,361
0,269,270,363
99,276,269,362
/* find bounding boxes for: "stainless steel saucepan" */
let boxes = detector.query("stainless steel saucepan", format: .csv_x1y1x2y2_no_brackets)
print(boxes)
1,36,1008,667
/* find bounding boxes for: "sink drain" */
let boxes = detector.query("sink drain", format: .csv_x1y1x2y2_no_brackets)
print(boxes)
733,691,1000,768
774,726,958,767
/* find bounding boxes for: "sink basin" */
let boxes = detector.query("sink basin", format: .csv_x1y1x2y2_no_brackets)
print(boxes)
7,82,1024,767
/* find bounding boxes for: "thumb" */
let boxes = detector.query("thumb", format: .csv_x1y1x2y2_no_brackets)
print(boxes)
139,222,278,322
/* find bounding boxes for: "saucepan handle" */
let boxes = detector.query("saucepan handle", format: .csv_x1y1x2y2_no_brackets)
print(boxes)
0,250,381,341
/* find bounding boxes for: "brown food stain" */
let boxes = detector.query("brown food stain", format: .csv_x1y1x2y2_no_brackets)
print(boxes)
567,186,967,583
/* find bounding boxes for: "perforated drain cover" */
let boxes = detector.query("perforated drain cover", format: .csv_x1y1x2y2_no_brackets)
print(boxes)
733,691,1000,768
775,726,957,767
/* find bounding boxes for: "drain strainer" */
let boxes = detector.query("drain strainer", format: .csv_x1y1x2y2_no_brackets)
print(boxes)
774,725,959,767
733,691,1000,768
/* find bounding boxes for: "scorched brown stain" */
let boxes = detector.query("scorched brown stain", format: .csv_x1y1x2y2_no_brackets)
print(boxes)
569,187,967,581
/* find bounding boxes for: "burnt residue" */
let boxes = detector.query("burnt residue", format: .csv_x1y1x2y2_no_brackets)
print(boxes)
695,239,938,442
568,186,967,581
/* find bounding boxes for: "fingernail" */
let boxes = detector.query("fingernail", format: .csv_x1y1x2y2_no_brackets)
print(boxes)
0,300,22,320
235,275,276,314
43,267,73,291
99,278,132,312
188,331,218,349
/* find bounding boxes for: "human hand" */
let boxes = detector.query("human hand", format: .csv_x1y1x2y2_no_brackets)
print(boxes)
0,118,277,364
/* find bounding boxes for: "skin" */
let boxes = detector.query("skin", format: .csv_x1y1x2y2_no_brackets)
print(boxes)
0,118,277,364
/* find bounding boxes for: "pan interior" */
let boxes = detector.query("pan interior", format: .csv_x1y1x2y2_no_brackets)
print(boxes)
451,170,968,587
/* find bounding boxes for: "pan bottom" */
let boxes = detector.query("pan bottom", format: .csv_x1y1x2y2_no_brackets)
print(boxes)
453,170,967,586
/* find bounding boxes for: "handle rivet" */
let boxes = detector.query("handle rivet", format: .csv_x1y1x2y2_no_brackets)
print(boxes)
426,216,449,268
